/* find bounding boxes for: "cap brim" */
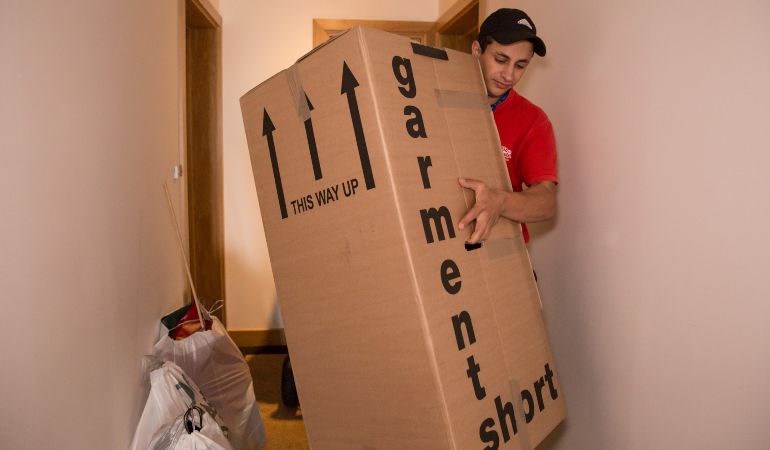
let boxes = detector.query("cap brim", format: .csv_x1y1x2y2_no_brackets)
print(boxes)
492,31,547,57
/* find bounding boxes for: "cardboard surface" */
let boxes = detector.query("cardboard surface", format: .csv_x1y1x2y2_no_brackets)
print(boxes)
241,27,565,449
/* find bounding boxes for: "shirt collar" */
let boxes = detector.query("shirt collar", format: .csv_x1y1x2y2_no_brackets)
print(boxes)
490,90,511,112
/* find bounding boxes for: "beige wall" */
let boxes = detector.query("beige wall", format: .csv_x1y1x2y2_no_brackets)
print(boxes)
506,1,770,448
0,0,758,447
438,0,457,17
221,0,439,330
0,1,188,448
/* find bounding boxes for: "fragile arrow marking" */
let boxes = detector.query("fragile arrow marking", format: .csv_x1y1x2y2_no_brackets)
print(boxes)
263,108,288,219
341,62,375,190
303,92,322,180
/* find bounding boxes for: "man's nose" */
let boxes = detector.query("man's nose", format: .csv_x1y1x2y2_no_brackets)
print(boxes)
501,65,514,82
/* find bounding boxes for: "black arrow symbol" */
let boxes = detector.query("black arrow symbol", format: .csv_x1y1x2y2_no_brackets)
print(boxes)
303,92,322,180
263,108,288,219
341,62,375,190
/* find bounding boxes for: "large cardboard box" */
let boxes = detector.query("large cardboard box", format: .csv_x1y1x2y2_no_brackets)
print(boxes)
240,27,565,449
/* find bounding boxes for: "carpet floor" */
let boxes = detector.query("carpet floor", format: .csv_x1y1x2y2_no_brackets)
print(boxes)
246,353,310,449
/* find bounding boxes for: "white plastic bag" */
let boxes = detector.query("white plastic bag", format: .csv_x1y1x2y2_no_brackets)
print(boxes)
130,360,233,450
174,406,233,450
154,316,266,450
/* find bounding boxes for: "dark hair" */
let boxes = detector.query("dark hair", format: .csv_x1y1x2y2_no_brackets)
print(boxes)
477,35,496,53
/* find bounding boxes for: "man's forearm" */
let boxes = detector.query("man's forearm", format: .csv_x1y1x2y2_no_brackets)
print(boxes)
458,178,557,244
500,181,557,223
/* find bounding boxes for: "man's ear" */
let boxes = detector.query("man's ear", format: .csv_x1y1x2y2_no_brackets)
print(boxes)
471,40,481,57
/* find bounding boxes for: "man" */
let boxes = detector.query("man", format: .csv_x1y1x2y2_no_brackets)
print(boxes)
458,8,558,245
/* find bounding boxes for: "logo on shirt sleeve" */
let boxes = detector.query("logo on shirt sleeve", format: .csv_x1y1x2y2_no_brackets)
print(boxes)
501,145,512,161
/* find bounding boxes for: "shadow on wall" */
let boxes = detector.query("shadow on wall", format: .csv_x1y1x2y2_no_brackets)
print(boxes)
528,218,557,242
226,245,284,330
538,420,567,449
269,290,283,329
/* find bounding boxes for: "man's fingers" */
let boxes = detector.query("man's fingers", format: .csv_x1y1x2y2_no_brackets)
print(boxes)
468,226,484,244
458,205,480,230
458,177,483,191
458,178,496,243
458,178,484,231
467,214,490,244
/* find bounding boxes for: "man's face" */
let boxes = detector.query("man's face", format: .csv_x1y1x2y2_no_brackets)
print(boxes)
472,39,535,100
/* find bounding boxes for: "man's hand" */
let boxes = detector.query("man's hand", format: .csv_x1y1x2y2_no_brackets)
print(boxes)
457,178,507,244
458,178,557,244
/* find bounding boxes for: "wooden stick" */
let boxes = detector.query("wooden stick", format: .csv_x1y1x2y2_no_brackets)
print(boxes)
163,181,205,330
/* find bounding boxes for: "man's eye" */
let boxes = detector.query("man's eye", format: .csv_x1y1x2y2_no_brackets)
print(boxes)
495,59,506,64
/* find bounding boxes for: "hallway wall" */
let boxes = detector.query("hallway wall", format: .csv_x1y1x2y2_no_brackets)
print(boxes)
0,1,189,448
491,1,770,448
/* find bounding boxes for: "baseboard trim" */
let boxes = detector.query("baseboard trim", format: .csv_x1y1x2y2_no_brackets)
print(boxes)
228,328,286,349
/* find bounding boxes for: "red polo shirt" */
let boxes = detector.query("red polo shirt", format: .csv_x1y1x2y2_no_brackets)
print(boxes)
493,90,558,242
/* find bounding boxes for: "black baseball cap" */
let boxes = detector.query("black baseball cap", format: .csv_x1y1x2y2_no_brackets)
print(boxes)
478,8,546,57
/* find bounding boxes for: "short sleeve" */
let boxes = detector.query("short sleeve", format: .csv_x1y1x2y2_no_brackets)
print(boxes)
517,112,558,186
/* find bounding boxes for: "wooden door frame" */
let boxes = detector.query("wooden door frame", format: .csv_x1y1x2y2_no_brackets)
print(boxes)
312,0,480,54
180,0,226,324
312,18,437,47
436,0,480,53
437,0,480,33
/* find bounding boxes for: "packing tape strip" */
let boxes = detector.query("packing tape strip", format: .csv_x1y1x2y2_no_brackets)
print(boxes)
411,42,449,60
287,64,311,121
508,377,534,450
484,238,517,260
435,89,488,110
